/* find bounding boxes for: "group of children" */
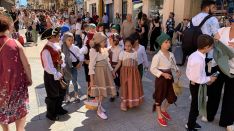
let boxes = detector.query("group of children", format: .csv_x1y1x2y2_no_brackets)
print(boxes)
43,20,219,130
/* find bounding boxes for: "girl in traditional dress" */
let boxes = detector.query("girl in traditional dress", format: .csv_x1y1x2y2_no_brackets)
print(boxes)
108,33,123,101
113,38,144,111
150,32,180,127
89,32,116,120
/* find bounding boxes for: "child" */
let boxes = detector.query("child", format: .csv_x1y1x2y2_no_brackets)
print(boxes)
61,32,84,103
185,34,217,131
108,33,123,101
114,38,144,111
130,33,149,78
89,32,116,120
150,32,180,127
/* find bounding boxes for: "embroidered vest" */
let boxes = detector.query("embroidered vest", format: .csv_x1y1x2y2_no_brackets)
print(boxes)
40,44,61,69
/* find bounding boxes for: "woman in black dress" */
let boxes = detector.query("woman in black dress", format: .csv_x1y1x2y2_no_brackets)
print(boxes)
138,17,149,50
150,17,162,51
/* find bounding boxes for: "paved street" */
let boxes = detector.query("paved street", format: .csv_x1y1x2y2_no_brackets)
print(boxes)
8,29,226,131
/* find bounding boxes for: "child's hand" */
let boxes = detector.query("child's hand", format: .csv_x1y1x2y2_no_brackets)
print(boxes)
176,70,181,78
207,76,217,85
162,73,172,79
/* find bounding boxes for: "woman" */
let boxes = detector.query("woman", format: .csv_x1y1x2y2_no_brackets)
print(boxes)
113,13,121,26
0,14,32,131
174,18,189,41
89,32,116,120
213,16,234,131
149,17,162,51
138,17,149,50
61,32,84,103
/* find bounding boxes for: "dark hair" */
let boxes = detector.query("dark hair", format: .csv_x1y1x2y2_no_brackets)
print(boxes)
153,16,160,23
110,34,121,46
170,12,175,17
77,18,82,23
201,0,216,10
197,34,214,49
129,32,141,43
124,37,134,46
0,15,11,32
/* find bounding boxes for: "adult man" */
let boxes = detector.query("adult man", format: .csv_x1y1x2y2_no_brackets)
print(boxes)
185,1,220,131
40,27,68,121
121,14,135,39
165,12,175,38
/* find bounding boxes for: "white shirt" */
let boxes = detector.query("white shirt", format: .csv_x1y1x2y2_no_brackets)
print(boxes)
186,50,211,84
218,27,234,74
190,12,220,59
41,42,63,80
150,50,178,78
88,48,113,75
135,45,149,67
69,45,84,62
75,23,82,35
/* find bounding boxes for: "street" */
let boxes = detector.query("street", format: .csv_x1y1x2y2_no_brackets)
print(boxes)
8,29,225,131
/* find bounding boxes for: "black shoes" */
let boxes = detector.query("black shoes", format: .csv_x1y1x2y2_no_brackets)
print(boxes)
57,108,68,115
185,123,201,131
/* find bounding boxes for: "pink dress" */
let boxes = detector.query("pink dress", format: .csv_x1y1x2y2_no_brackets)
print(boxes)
0,35,29,124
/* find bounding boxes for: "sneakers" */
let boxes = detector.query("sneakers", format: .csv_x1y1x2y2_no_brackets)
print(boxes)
158,118,168,127
185,123,201,130
227,125,234,131
97,111,108,120
161,111,172,120
201,116,208,122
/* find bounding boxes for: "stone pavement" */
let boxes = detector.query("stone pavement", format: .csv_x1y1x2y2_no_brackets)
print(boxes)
8,30,225,131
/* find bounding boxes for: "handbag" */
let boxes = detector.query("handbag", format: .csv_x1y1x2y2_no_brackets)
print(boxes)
69,49,80,67
170,57,183,96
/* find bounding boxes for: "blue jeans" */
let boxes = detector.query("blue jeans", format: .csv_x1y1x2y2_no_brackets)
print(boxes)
67,67,79,93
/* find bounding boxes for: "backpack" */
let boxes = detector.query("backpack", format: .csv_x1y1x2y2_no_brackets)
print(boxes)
182,15,212,54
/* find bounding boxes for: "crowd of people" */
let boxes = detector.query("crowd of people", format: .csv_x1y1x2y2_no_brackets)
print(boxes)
1,0,234,131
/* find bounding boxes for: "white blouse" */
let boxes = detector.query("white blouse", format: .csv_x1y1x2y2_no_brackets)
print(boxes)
119,51,138,61
218,27,234,74
150,50,178,78
88,48,113,75
69,45,84,62
110,46,123,63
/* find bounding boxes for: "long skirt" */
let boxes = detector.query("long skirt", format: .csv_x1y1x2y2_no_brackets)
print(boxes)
120,66,144,108
153,69,177,107
90,60,116,97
